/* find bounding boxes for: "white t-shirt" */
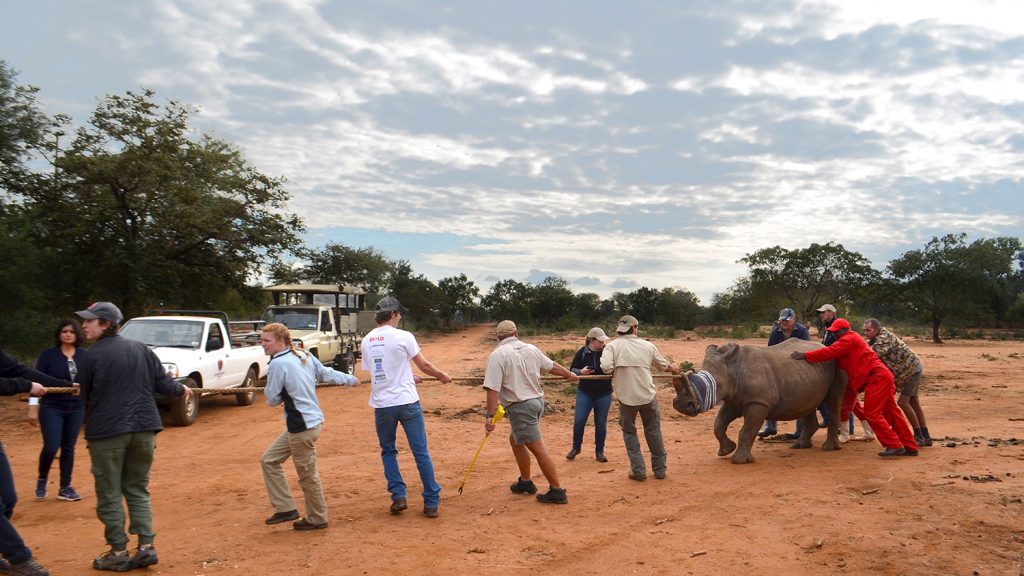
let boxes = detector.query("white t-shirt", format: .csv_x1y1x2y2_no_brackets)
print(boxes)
361,324,421,409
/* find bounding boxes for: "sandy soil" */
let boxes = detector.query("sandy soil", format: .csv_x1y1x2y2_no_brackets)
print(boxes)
2,324,1022,575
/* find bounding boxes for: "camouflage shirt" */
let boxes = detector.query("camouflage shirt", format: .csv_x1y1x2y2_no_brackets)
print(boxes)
868,328,921,389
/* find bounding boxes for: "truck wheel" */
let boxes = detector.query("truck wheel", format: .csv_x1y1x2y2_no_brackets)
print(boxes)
344,350,356,375
236,368,257,406
171,377,199,426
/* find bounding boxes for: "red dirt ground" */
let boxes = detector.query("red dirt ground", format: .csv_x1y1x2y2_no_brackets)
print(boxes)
2,324,1022,575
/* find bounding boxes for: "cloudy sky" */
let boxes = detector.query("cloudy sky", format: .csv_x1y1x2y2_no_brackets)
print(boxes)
4,1,1023,303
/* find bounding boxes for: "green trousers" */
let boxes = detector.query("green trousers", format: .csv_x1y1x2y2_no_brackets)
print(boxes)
87,432,156,549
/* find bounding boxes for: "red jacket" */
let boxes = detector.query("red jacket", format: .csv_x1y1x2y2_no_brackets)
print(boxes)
803,331,888,392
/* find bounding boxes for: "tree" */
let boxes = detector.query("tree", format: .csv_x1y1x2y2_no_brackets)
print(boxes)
740,243,880,321
0,59,52,192
481,279,531,322
529,276,575,324
655,287,701,329
888,234,1023,342
389,260,439,324
302,243,392,293
437,273,479,327
22,89,303,317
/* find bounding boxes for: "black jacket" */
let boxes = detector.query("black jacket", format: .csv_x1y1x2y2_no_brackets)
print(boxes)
77,335,185,440
569,344,612,397
1,349,70,388
0,376,32,397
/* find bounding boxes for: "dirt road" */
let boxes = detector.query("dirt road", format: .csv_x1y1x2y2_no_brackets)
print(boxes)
2,324,1022,575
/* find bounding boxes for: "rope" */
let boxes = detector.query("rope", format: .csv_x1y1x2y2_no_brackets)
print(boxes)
36,373,681,395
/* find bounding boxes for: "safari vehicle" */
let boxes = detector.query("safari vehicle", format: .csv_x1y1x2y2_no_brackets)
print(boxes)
261,284,372,373
119,311,269,426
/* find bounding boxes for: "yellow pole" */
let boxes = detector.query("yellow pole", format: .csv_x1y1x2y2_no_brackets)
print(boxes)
458,405,506,494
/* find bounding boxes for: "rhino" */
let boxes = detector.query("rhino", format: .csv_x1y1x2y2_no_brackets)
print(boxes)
672,338,847,464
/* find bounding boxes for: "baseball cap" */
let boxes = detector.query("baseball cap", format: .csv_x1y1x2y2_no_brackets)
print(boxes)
375,296,408,313
616,315,638,333
826,318,851,332
495,320,517,339
778,308,795,321
816,304,837,313
75,302,124,324
587,327,610,341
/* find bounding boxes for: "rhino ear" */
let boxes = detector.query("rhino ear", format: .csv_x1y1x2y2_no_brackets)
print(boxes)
718,342,739,360
704,344,718,356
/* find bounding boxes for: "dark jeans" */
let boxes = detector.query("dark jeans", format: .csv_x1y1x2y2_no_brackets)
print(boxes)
0,442,31,564
571,391,612,452
88,432,156,549
374,401,441,508
38,402,84,487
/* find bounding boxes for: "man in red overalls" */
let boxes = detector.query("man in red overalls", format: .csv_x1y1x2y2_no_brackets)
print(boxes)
790,318,918,457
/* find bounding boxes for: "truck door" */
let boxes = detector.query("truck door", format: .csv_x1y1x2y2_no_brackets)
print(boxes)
203,322,232,387
320,308,339,358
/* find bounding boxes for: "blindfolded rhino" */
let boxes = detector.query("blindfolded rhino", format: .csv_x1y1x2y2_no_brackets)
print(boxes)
673,338,847,464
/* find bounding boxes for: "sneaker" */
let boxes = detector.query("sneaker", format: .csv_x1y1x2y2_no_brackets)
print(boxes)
423,507,438,518
878,447,906,457
34,478,46,500
565,448,580,460
92,549,131,572
901,449,919,457
509,478,537,495
389,497,408,514
756,428,776,438
777,433,800,441
838,428,850,443
595,451,608,463
129,546,158,568
536,487,568,504
265,509,299,525
292,518,328,530
57,486,81,502
654,471,667,480
9,558,49,576
627,471,647,481
919,437,933,447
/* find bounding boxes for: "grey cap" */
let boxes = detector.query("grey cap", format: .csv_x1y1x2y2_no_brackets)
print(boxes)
778,308,795,321
375,296,408,313
587,327,610,341
75,301,124,324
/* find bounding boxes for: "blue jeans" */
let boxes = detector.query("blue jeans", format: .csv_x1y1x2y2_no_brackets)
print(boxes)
38,401,84,487
0,442,32,564
374,401,441,508
571,391,612,452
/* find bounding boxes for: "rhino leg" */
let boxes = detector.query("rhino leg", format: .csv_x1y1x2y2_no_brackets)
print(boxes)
714,403,740,457
790,413,816,449
821,371,847,452
730,404,768,464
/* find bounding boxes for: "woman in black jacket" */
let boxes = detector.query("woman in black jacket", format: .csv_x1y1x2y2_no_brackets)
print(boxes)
566,327,613,463
33,319,88,502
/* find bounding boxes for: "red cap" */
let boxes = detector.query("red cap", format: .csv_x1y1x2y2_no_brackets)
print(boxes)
826,318,851,332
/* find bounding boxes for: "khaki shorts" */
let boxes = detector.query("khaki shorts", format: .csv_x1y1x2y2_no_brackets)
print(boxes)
899,365,923,397
506,397,545,445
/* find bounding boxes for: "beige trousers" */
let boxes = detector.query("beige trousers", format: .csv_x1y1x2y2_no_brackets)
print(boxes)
261,424,327,524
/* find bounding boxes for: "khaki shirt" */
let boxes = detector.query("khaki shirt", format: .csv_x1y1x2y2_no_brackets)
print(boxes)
600,334,671,406
868,328,921,389
483,337,554,405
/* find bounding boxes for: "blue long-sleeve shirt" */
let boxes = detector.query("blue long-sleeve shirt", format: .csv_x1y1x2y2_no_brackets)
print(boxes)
767,322,810,346
265,349,358,433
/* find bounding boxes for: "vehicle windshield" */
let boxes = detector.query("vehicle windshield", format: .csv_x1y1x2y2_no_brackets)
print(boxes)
262,309,319,330
120,319,205,349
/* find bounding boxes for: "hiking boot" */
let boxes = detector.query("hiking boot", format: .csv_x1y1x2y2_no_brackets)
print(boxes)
292,518,328,530
565,448,580,460
654,471,667,480
9,558,49,576
919,436,933,447
509,478,537,494
423,507,438,518
878,447,906,457
901,449,919,457
389,497,408,514
92,549,131,572
265,509,299,525
57,486,81,502
34,478,46,500
129,546,158,568
536,487,568,504
595,451,608,463
756,428,776,438
628,471,647,481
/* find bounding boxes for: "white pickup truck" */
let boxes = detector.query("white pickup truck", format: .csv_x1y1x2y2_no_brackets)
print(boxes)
119,313,269,426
